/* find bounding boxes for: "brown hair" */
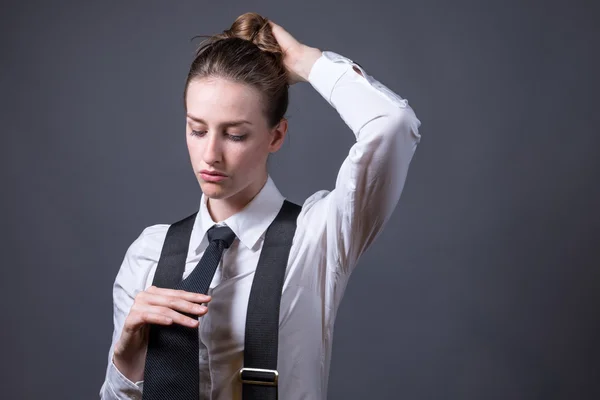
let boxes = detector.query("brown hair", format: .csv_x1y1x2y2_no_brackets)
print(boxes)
184,13,289,128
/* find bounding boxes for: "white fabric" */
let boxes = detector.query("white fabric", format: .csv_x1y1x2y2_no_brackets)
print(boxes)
100,50,421,400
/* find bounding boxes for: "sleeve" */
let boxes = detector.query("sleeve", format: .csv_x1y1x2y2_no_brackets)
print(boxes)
99,226,167,399
302,50,422,275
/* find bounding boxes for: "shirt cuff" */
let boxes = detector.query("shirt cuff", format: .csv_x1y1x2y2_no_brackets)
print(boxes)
308,51,352,104
308,50,411,110
107,360,144,399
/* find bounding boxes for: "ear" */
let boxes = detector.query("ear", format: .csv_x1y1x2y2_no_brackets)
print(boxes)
268,118,288,153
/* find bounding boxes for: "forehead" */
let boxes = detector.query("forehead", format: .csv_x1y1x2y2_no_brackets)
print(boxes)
185,77,264,123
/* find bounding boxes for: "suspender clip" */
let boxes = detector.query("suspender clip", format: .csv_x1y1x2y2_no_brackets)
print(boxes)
239,367,279,386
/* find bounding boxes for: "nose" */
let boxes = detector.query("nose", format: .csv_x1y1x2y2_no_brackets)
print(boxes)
202,131,223,165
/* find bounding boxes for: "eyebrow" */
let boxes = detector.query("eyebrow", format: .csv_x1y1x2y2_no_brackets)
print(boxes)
186,113,252,127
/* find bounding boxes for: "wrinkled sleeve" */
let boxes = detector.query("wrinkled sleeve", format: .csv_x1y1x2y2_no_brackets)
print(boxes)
99,226,167,399
302,51,421,275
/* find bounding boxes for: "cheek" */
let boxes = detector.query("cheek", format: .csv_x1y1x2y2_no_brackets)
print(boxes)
231,147,255,168
186,136,203,159
231,144,268,172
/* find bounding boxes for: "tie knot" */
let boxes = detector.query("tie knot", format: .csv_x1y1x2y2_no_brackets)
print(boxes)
206,225,236,248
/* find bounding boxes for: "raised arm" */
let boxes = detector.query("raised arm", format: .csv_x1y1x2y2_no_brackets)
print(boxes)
270,22,421,274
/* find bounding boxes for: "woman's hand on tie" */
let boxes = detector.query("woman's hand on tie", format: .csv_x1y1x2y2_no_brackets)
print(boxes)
112,286,211,382
268,20,322,85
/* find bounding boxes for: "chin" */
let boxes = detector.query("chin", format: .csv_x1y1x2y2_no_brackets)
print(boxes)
199,181,232,200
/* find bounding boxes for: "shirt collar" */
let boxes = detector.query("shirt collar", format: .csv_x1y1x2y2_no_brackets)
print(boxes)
192,175,284,252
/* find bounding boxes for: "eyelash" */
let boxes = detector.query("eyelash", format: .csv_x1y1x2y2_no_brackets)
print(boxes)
190,130,246,142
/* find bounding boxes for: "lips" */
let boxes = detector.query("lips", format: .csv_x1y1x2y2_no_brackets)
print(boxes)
200,170,227,177
199,170,228,183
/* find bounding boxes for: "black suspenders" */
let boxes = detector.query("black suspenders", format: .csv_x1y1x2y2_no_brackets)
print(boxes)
151,200,302,400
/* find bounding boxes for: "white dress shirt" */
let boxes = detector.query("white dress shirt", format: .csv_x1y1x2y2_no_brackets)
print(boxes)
100,50,421,400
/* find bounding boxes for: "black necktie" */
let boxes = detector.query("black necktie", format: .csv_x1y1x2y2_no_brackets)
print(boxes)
142,225,237,400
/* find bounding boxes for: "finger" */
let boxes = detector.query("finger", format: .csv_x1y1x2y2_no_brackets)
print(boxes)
138,311,175,326
145,294,209,316
268,21,300,52
123,311,173,333
136,304,201,328
145,286,212,303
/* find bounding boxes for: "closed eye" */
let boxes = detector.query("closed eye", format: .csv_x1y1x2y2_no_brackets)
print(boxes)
226,133,247,142
190,130,206,137
190,130,247,142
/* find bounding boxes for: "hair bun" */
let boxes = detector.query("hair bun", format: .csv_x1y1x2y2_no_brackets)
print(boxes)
217,12,283,56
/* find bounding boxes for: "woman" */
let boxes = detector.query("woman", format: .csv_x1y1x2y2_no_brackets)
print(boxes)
100,12,421,400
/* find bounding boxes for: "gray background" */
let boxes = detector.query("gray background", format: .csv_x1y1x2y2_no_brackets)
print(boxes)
2,0,599,399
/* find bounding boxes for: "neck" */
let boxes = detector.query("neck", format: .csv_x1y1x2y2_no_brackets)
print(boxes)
206,174,268,222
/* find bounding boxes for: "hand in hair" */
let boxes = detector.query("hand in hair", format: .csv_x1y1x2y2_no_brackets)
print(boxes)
268,21,323,85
